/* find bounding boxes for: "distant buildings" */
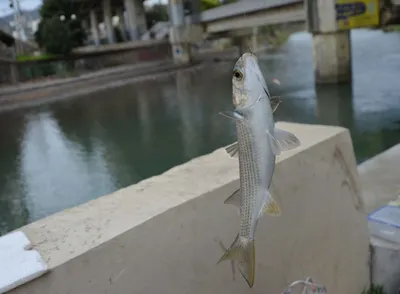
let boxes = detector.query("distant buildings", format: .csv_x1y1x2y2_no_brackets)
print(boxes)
1,8,40,42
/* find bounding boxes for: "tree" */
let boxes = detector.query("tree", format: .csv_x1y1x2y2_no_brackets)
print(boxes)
200,0,221,10
35,0,86,55
145,4,169,29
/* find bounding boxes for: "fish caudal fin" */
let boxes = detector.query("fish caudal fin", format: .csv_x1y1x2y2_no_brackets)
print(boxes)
217,234,255,288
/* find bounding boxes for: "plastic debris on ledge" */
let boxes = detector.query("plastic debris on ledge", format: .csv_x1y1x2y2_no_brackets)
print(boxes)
281,277,327,294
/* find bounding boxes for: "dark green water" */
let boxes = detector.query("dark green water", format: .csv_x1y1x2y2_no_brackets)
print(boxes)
1,29,400,235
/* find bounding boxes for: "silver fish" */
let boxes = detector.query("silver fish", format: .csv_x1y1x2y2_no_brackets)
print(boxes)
218,53,301,288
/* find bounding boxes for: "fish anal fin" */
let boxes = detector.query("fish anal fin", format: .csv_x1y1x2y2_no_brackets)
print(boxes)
224,188,240,207
225,142,239,158
264,196,281,216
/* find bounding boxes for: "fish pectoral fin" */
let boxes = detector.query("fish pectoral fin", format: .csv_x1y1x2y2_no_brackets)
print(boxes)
266,128,301,156
217,234,255,288
219,110,244,121
225,142,239,158
266,130,282,156
224,188,240,207
264,193,281,216
274,128,301,151
270,96,281,113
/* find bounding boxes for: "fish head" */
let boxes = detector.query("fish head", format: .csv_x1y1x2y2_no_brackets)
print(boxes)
232,53,269,110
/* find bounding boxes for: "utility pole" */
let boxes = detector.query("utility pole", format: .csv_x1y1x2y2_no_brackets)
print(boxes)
10,0,27,42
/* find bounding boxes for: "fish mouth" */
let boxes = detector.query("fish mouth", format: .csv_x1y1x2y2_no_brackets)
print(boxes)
242,53,258,67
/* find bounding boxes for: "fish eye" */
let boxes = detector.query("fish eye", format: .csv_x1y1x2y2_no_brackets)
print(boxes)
233,69,243,81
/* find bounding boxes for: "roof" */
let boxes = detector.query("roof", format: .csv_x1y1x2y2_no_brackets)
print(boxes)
0,29,15,47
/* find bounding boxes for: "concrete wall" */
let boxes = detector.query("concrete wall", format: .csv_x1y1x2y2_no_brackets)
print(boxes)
7,122,370,294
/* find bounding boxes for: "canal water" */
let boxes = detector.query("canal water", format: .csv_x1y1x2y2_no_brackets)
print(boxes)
1,29,400,235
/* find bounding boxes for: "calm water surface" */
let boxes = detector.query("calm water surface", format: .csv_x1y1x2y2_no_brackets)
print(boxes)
1,29,400,235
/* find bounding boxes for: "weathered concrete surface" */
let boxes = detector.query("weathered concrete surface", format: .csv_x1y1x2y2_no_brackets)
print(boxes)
8,123,370,294
358,143,400,214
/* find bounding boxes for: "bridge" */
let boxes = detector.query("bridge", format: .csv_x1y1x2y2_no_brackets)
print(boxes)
200,0,304,34
5,0,392,86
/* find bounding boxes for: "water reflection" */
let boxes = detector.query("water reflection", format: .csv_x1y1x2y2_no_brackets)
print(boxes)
176,70,200,158
0,111,29,235
1,29,400,235
315,84,354,129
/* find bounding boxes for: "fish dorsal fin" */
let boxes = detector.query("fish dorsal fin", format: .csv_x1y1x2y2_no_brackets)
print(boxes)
225,142,239,158
270,96,281,113
224,189,240,206
266,127,301,156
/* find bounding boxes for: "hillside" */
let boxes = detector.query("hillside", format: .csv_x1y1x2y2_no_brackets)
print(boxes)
0,7,40,27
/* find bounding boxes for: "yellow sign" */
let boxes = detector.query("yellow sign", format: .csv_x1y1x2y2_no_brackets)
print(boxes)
336,0,380,30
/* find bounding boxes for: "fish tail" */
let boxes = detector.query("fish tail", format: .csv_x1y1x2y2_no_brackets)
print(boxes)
217,234,255,288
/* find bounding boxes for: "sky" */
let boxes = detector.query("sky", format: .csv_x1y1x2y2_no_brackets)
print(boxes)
0,0,168,17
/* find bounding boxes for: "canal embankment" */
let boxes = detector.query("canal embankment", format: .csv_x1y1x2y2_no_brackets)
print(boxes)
0,48,240,112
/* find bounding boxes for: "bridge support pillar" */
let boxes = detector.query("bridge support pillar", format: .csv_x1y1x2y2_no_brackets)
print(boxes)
124,0,147,40
116,7,128,41
103,0,115,44
169,0,190,64
89,10,100,46
312,31,352,84
236,36,250,56
251,27,259,52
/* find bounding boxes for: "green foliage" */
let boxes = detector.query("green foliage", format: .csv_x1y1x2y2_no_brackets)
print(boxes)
362,284,386,294
200,0,221,10
35,0,86,55
16,53,54,62
145,4,169,29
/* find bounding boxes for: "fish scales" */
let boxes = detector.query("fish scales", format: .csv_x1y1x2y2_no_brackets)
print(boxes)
237,121,261,239
217,53,301,288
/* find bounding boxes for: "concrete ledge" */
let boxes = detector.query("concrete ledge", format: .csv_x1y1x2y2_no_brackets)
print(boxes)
358,143,400,214
8,122,370,294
